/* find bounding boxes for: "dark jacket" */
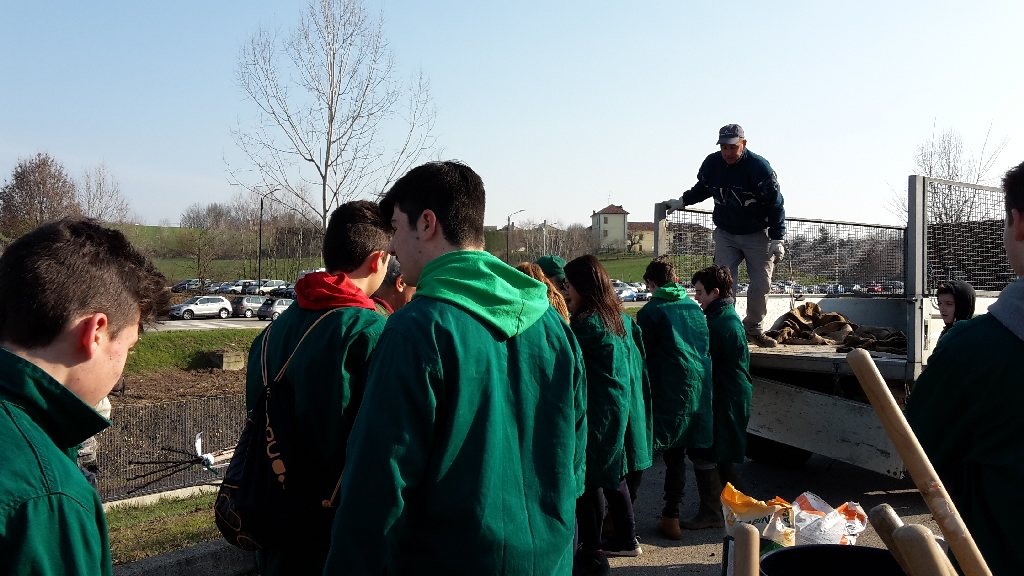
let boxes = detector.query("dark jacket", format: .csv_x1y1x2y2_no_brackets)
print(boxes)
682,149,786,240
936,280,977,341
0,347,112,576
906,276,1024,575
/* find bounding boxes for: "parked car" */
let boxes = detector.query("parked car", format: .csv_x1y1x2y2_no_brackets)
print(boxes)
223,280,257,294
246,279,288,295
611,281,636,302
231,295,267,318
629,282,651,301
268,283,296,298
168,296,233,320
205,281,230,293
258,298,294,321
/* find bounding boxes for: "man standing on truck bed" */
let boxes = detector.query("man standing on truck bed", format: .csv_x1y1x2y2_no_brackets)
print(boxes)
663,124,786,347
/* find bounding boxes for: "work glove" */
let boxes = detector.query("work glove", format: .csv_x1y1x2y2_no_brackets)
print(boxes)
663,198,686,214
770,239,785,263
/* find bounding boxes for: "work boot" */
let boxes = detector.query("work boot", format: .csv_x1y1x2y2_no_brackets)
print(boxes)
718,462,743,493
657,515,682,540
679,468,725,530
747,331,778,348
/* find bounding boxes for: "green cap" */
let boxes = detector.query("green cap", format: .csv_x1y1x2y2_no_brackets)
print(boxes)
535,254,566,281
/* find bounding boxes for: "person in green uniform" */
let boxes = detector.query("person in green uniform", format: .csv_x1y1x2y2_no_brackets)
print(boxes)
245,201,391,576
372,257,416,316
536,253,570,302
564,254,652,567
905,160,1024,575
636,257,713,539
0,218,168,575
685,265,751,530
324,161,587,576
515,261,570,322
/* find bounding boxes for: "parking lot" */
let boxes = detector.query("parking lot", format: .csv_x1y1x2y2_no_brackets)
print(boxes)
149,317,267,332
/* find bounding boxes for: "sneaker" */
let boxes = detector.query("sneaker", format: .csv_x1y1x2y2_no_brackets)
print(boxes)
601,537,642,557
747,331,778,348
573,550,610,576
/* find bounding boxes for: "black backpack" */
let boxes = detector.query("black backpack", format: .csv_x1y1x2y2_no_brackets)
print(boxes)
215,310,346,550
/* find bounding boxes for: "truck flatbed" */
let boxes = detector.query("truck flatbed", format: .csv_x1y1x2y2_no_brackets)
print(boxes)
749,344,909,381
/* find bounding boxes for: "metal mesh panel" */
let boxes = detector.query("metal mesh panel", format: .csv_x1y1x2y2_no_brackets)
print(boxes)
663,208,906,295
925,178,1013,292
95,395,246,502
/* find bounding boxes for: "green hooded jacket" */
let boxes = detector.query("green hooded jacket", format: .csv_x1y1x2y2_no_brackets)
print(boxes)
0,348,112,576
691,298,751,464
571,311,653,490
324,250,587,576
906,278,1024,575
245,301,385,576
636,283,713,451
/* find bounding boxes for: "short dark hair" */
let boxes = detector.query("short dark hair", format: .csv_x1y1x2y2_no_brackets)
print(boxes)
322,201,392,274
564,255,625,337
643,256,676,287
1004,160,1024,221
379,161,485,248
0,218,169,348
383,257,402,287
691,265,733,298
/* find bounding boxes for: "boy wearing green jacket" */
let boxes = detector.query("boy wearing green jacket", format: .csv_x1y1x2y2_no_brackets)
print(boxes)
0,218,168,575
636,257,713,539
324,162,587,576
245,201,391,576
686,265,752,530
905,160,1024,575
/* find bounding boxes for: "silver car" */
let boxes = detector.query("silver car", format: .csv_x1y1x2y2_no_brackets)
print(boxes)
168,296,233,320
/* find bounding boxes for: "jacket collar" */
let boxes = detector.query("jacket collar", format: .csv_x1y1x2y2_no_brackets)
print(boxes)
704,296,735,318
0,347,110,450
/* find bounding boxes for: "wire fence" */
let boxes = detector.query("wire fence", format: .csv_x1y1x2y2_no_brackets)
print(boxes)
662,208,906,295
925,178,1015,292
95,395,245,502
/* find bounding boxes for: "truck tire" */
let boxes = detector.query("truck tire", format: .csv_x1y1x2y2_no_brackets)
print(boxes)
745,434,813,468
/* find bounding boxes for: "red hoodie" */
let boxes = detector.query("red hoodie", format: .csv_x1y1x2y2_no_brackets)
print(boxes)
294,272,377,311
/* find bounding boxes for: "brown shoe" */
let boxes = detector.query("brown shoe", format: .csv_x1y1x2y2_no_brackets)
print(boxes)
747,331,778,348
657,516,682,540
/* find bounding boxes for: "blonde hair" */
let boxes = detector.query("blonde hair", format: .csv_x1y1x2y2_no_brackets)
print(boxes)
515,262,570,322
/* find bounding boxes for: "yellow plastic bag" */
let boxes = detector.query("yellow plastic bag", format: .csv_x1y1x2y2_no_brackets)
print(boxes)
720,482,795,548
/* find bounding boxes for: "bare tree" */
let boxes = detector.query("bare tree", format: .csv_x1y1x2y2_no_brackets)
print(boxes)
887,125,1009,223
230,0,437,233
0,153,82,239
180,203,231,289
80,163,132,224
626,230,644,253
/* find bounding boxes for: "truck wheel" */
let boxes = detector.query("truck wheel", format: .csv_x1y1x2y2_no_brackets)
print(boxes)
745,434,813,467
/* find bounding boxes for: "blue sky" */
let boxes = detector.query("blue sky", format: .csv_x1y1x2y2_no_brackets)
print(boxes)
2,1,1022,228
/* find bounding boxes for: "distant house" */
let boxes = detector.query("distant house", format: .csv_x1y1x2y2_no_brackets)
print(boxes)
591,204,628,252
627,221,655,253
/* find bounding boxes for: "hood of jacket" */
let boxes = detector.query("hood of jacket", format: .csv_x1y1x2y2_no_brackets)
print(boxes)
989,275,1024,342
653,282,688,302
703,295,736,318
414,250,550,338
940,280,977,322
294,272,377,311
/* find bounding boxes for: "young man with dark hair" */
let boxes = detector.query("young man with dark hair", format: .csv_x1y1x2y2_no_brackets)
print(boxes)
685,264,751,530
637,257,713,539
906,160,1024,574
0,218,168,575
245,200,391,576
325,161,587,575
371,257,416,316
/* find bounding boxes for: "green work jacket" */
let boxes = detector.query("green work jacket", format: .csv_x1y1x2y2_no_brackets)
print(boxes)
636,283,713,451
906,313,1024,575
324,250,587,576
572,312,653,490
0,347,112,576
245,304,385,576
694,299,751,464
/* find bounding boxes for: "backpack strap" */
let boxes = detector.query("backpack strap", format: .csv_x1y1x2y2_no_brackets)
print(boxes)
273,307,344,383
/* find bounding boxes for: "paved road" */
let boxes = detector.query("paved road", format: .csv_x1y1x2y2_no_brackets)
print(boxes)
607,454,933,574
149,317,267,332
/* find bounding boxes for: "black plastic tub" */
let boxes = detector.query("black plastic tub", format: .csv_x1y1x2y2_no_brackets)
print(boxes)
759,544,906,576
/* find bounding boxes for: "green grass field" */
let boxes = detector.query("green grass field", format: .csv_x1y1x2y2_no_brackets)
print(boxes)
128,329,262,374
106,492,219,564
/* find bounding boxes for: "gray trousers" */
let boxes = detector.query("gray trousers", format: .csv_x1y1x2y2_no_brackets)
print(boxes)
713,227,774,333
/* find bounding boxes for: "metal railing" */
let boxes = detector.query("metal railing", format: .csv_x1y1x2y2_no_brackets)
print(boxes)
96,395,245,502
656,207,906,296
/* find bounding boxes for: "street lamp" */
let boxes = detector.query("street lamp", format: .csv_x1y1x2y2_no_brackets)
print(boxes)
506,209,524,263
257,187,279,286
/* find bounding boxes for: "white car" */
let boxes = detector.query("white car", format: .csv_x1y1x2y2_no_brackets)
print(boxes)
168,296,233,320
224,280,257,294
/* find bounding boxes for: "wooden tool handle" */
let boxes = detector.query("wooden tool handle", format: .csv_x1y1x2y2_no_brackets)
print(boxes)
847,349,991,576
868,504,913,575
733,523,760,576
893,524,957,576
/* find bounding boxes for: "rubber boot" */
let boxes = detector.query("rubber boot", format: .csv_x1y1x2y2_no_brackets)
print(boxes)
679,468,724,530
718,461,743,493
657,515,682,540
